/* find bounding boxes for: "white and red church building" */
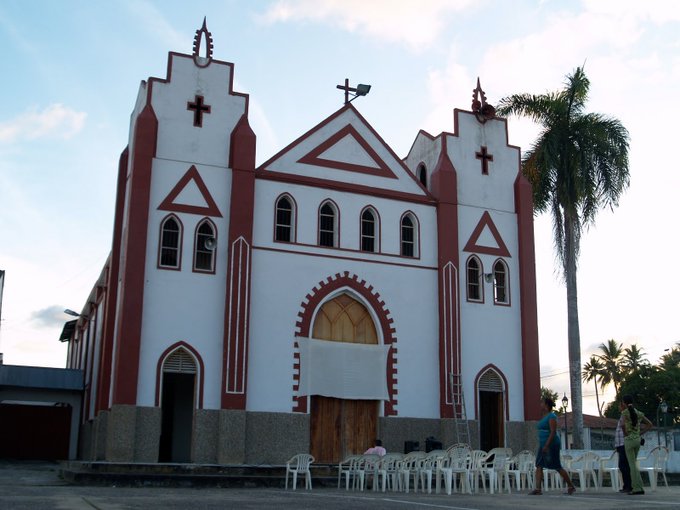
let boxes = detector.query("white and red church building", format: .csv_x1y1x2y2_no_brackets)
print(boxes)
63,21,541,464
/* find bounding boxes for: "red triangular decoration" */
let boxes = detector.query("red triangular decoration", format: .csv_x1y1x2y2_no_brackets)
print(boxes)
463,211,510,257
298,124,397,179
158,165,222,217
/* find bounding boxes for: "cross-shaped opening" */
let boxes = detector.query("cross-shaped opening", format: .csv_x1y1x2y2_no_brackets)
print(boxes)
475,146,494,175
187,95,211,127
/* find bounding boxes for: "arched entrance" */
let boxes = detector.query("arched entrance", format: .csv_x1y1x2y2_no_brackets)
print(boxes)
478,368,505,451
309,293,379,463
159,347,196,462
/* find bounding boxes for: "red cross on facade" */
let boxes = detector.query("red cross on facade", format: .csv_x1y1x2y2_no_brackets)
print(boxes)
475,146,494,175
187,95,211,127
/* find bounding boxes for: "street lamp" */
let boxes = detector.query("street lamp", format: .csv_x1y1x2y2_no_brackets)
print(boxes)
562,393,569,449
661,401,668,448
657,401,668,447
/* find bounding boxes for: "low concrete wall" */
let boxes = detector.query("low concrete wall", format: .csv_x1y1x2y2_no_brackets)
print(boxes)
88,406,549,467
105,405,160,462
244,411,309,465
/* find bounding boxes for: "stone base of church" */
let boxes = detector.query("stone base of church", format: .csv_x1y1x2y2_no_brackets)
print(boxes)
78,405,538,463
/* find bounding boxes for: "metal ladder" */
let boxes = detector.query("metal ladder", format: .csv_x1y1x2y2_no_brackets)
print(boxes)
449,373,471,445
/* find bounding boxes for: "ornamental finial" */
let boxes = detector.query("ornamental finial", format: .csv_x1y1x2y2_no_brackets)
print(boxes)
471,77,496,123
193,17,214,59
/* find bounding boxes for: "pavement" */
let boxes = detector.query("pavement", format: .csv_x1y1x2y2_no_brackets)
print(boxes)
1,461,679,510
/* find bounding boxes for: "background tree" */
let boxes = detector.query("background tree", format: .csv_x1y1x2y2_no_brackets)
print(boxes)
541,386,560,407
582,355,604,416
603,347,679,428
498,67,630,448
621,343,649,373
659,343,680,370
597,339,624,398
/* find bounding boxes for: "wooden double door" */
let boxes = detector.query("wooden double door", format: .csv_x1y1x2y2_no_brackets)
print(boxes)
309,294,379,463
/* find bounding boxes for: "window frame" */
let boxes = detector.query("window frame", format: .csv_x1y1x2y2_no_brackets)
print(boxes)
318,199,339,248
274,193,296,243
192,218,217,274
492,258,510,306
466,255,484,303
360,206,380,253
158,214,183,270
417,163,427,188
400,211,419,258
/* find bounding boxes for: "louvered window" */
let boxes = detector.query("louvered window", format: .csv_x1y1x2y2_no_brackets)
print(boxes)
163,348,197,374
478,370,503,392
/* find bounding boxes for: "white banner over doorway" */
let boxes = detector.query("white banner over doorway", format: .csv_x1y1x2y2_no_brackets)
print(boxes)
297,337,390,400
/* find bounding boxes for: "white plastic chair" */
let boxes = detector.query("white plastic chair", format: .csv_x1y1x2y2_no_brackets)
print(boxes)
543,452,570,491
398,451,426,493
598,449,621,491
419,450,446,494
477,449,512,494
355,454,380,491
506,450,535,491
377,453,403,491
437,444,471,495
337,455,360,490
468,449,490,493
285,453,314,490
639,446,669,491
569,451,600,491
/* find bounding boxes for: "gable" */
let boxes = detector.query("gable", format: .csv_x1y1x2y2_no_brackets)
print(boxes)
258,105,428,198
463,211,510,257
298,124,396,178
158,165,223,217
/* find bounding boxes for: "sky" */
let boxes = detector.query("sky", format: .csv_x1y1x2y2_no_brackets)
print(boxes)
1,0,679,416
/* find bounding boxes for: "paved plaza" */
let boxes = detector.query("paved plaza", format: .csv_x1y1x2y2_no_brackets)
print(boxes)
1,461,678,510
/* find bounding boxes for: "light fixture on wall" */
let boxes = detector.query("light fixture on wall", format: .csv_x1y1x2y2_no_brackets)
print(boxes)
64,309,80,317
204,237,216,251
483,273,494,283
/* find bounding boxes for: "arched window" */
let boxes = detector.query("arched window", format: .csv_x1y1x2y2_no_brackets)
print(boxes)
319,201,338,247
159,215,181,269
400,213,418,257
194,219,216,273
466,256,483,302
361,208,377,252
493,259,509,305
417,164,427,187
275,195,295,242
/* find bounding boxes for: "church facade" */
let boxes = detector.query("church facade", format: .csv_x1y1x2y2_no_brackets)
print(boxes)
64,22,540,464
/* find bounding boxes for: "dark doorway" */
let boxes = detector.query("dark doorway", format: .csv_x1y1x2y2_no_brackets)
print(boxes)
479,390,504,451
0,403,71,460
159,372,195,462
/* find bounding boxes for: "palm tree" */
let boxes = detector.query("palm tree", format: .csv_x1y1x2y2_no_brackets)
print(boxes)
597,339,624,397
621,343,649,373
660,343,680,371
582,355,605,417
497,67,630,448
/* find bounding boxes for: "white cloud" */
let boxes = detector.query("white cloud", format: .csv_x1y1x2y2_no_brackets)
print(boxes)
0,104,86,143
30,305,69,328
257,0,478,51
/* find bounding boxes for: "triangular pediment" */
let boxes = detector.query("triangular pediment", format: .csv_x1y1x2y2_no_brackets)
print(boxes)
257,105,428,197
298,124,397,178
158,165,222,217
463,211,510,256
